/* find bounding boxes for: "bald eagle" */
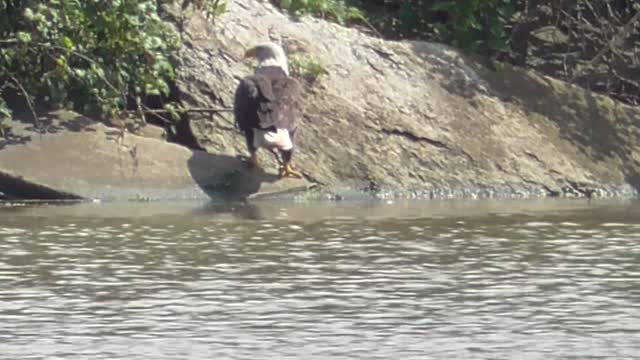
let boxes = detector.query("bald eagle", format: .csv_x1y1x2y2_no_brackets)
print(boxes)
234,42,304,179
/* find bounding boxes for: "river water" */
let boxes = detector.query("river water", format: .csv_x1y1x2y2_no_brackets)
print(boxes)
1,199,639,359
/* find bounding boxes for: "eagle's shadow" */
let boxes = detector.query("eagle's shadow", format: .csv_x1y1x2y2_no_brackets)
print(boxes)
187,150,280,201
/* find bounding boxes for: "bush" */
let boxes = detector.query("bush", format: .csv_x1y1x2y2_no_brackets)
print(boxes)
430,0,514,54
277,0,365,25
0,0,181,122
274,0,514,55
0,96,10,138
289,53,328,84
361,1,514,55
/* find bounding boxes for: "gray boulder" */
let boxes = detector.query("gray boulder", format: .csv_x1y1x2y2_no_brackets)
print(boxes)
0,111,313,201
170,0,639,198
1,0,638,201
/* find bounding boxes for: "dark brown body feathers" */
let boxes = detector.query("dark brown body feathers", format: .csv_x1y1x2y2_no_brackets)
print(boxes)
234,66,303,134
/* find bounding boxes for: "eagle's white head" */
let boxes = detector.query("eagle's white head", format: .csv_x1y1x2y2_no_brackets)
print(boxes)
244,42,289,76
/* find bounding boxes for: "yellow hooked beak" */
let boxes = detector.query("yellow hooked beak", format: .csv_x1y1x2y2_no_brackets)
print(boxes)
243,46,258,59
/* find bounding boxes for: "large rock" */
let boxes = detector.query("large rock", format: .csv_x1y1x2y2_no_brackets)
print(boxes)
170,0,640,198
2,1,638,201
0,111,314,201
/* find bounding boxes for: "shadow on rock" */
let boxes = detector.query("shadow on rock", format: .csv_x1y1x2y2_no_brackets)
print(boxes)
1,110,99,152
0,133,31,151
626,173,640,194
187,150,280,200
22,111,99,134
409,41,493,100
409,41,640,193
481,63,640,190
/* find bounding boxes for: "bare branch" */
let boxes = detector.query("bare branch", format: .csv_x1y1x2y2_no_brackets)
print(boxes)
6,72,38,127
138,103,174,125
125,107,233,115
611,67,640,89
0,38,19,46
571,10,640,81
360,17,384,39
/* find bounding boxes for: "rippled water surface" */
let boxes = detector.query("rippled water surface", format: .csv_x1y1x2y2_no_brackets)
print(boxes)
1,199,640,359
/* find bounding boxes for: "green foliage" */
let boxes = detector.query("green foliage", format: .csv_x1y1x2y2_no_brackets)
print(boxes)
275,0,514,55
176,0,228,21
360,0,515,55
201,0,227,20
278,0,365,25
0,96,10,138
0,0,182,121
0,97,10,120
430,0,514,54
289,53,328,84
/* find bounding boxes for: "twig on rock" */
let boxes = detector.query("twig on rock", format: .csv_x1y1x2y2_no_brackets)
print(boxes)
125,107,234,115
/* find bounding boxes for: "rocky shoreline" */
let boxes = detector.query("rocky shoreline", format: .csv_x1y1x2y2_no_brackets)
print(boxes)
1,0,639,202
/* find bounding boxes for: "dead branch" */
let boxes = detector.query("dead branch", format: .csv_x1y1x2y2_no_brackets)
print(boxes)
0,38,19,46
138,103,174,125
125,107,233,115
360,17,384,39
7,72,38,127
571,10,640,81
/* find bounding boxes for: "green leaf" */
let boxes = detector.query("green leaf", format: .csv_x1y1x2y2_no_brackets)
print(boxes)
17,32,32,43
0,98,11,120
63,36,74,49
164,103,180,122
430,1,456,12
24,7,35,20
157,79,170,96
74,68,87,78
1,0,182,120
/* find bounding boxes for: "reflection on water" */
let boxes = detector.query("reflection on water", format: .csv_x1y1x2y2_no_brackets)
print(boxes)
1,199,640,359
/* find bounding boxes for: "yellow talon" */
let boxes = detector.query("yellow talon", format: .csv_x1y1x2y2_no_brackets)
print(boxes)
280,164,303,179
